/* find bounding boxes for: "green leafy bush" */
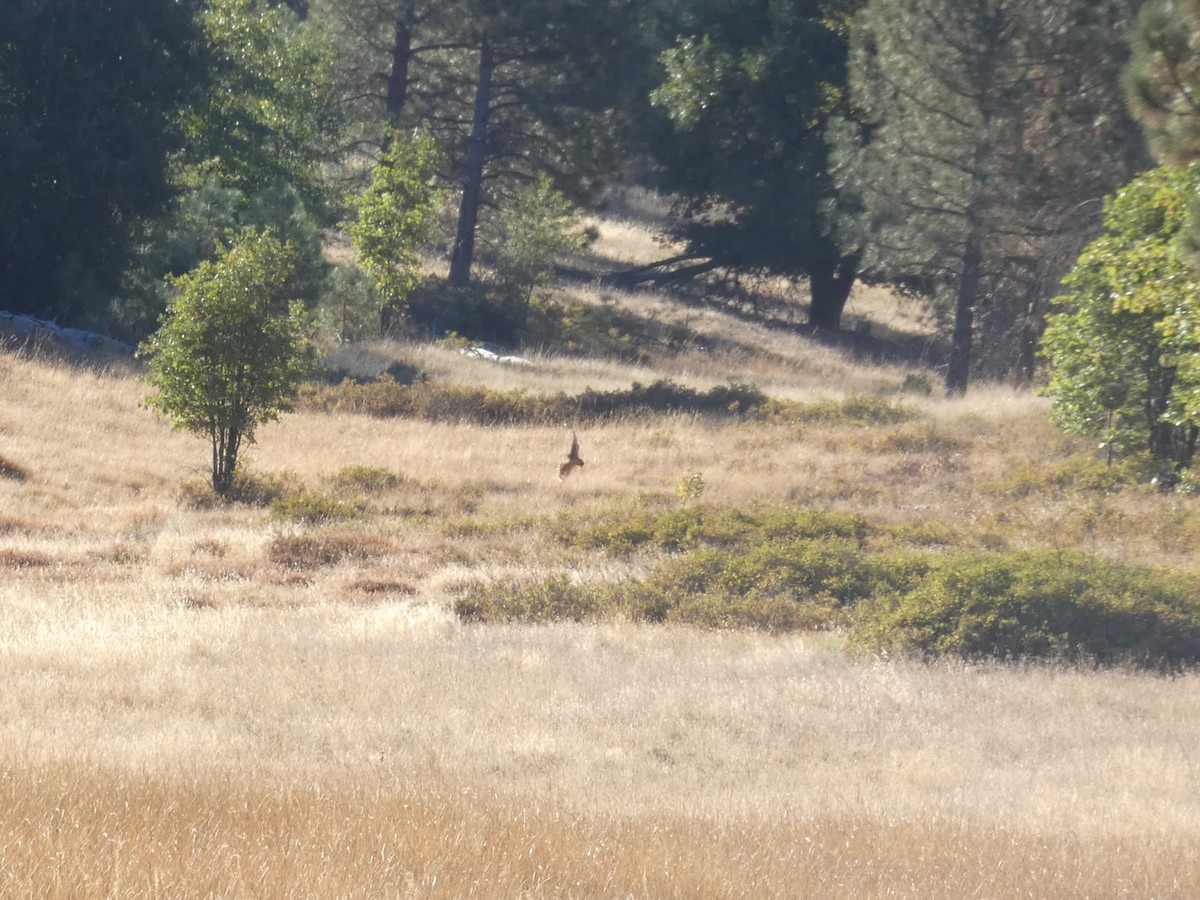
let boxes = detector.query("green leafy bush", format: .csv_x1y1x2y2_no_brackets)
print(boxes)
849,549,1200,670
300,377,784,426
140,228,316,495
453,575,606,624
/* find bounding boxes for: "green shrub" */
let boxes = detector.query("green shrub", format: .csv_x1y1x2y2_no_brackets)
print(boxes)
849,549,1200,670
997,453,1149,497
453,575,607,624
793,395,915,426
569,504,870,556
299,377,786,426
327,465,407,494
270,490,360,524
178,470,300,509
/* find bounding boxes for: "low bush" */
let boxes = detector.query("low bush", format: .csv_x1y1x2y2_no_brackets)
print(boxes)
569,504,871,556
453,574,608,624
327,465,407,494
268,528,396,568
178,470,300,509
615,541,931,632
270,491,360,524
996,453,1149,497
849,549,1200,670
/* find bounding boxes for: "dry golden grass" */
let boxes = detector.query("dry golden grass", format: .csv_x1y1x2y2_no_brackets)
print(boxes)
4,230,1200,895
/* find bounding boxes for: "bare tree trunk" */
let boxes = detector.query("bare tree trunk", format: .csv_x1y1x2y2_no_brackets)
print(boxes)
449,38,494,287
384,14,412,126
946,225,983,396
807,250,860,331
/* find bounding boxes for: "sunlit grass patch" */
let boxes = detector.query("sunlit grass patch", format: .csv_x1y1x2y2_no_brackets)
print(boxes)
267,528,397,568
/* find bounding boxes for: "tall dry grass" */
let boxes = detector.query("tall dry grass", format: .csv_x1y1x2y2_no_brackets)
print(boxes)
3,233,1200,895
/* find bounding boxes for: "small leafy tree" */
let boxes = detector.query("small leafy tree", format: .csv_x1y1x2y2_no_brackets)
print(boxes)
141,228,317,496
494,175,592,307
346,129,441,331
1041,165,1200,470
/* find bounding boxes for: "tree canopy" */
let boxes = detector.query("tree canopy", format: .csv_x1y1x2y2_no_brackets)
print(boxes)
0,0,205,322
1041,164,1200,469
844,0,1146,392
140,228,316,495
649,0,864,330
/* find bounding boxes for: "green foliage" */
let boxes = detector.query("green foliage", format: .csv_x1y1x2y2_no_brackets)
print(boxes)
0,0,203,322
649,0,862,328
995,453,1151,498
347,129,442,325
844,0,1146,384
404,280,529,345
493,175,593,305
123,172,330,343
1041,165,1200,468
315,263,383,343
270,491,360,524
676,471,706,504
849,550,1200,670
299,377,791,427
454,575,606,625
141,229,317,495
327,465,407,495
184,0,341,204
1126,0,1200,168
569,504,871,556
177,469,299,509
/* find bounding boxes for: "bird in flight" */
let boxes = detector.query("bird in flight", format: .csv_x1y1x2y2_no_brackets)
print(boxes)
558,428,585,480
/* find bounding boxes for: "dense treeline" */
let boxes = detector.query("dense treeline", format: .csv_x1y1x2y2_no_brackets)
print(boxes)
0,0,1165,394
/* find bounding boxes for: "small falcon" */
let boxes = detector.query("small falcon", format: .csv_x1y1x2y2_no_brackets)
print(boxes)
558,428,585,480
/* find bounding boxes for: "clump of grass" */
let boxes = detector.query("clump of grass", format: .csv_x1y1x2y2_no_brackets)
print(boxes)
849,549,1200,670
326,464,407,494
342,577,416,600
178,471,301,509
792,394,915,426
270,490,360,524
0,548,55,568
568,503,871,556
268,528,396,568
0,453,28,481
995,452,1149,497
0,515,43,535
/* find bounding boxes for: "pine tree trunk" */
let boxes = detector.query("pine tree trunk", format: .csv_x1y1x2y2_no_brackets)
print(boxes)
384,16,412,125
449,38,494,287
946,227,983,396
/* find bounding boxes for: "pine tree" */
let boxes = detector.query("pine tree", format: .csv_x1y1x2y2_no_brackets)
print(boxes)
843,0,1146,392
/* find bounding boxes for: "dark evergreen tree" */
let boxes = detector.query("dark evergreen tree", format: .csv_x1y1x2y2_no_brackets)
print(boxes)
1125,0,1200,266
0,0,204,323
648,0,864,331
1125,0,1200,165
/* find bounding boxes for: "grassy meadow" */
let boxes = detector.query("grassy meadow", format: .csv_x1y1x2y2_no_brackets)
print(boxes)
3,209,1200,897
